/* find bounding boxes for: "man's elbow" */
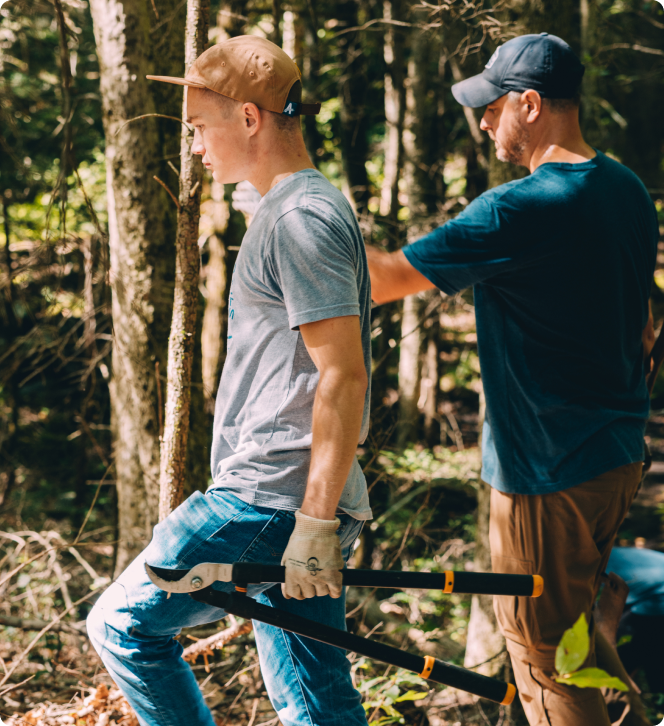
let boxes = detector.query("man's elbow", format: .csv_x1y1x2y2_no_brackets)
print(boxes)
321,365,368,395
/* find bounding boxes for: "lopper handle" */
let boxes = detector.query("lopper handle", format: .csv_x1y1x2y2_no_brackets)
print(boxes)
191,588,516,705
231,562,543,598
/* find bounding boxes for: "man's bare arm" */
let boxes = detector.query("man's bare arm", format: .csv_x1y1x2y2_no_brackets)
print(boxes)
366,246,434,304
299,315,368,520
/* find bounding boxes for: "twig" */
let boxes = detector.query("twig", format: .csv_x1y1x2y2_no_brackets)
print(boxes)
156,360,164,439
153,175,181,210
223,660,259,688
0,674,36,698
73,460,115,545
247,698,260,726
0,547,57,591
0,587,105,687
150,0,160,19
220,685,246,726
0,614,84,635
67,545,103,583
114,113,191,137
182,620,253,662
598,42,664,57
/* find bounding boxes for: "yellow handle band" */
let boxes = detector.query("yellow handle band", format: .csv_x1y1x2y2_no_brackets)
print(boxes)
501,683,517,705
443,571,455,593
419,655,435,680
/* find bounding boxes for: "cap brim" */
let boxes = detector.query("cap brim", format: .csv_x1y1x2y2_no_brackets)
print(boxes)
451,74,507,108
146,75,207,88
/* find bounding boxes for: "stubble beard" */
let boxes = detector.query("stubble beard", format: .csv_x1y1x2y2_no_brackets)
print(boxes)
494,117,530,166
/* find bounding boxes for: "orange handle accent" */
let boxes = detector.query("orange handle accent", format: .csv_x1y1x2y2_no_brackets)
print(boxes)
531,575,544,598
443,571,455,593
501,683,517,705
235,586,248,593
419,655,435,680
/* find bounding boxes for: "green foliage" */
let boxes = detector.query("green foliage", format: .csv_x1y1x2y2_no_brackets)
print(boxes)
357,667,430,724
380,446,481,486
558,667,629,692
554,614,628,692
555,612,591,675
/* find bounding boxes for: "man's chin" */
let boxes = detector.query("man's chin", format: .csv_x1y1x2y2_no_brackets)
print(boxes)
495,145,520,166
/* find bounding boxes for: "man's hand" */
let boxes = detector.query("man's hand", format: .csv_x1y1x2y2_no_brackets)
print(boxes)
281,510,344,600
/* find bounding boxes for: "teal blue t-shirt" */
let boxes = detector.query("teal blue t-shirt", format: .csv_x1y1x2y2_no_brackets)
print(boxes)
404,151,658,495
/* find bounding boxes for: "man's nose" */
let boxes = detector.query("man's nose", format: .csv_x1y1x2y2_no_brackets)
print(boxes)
191,129,205,156
479,114,491,132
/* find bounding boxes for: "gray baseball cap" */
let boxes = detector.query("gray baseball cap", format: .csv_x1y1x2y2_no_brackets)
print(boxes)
452,33,585,109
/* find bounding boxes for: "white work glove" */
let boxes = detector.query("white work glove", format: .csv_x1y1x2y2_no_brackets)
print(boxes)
231,180,261,216
281,510,344,600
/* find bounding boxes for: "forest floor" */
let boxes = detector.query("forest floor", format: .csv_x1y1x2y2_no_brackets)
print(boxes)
1,423,663,725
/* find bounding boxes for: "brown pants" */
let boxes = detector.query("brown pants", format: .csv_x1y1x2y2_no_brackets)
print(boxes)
489,462,643,726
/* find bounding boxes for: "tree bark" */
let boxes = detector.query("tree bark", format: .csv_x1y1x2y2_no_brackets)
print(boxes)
378,0,406,230
397,293,422,448
159,0,210,521
336,0,371,215
397,23,444,448
300,0,324,165
89,0,184,574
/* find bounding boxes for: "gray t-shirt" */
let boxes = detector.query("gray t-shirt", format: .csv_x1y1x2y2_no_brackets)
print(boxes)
209,169,373,520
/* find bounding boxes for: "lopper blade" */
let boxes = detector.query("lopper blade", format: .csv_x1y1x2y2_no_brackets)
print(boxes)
145,562,234,593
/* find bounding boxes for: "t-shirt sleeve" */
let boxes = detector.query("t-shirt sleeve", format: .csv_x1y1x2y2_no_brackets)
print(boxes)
265,206,361,330
403,192,527,294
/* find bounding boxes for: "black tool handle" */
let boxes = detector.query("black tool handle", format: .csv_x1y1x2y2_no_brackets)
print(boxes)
231,562,542,597
191,588,516,705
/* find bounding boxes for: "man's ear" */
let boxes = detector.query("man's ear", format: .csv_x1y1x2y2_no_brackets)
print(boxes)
243,103,262,137
522,89,543,124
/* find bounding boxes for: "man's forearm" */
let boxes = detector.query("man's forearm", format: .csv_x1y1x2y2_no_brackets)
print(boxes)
366,246,434,303
300,368,367,520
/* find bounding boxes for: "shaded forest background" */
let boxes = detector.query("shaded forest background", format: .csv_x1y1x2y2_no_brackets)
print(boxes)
1,0,664,723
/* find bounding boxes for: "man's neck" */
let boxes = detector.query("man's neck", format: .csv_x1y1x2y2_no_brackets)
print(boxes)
248,137,316,196
526,115,596,172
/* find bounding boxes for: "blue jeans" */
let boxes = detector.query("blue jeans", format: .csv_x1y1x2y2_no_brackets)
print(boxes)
87,490,367,726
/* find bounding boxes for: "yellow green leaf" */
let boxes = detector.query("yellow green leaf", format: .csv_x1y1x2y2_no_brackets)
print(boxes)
554,667,628,691
395,690,429,702
555,613,590,675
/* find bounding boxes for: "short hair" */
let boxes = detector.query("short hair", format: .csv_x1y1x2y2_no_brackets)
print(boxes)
507,88,581,113
195,86,241,119
196,82,302,135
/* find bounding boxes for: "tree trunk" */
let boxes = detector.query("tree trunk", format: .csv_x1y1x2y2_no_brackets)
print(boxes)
89,0,184,574
336,0,371,215
201,181,246,411
300,0,324,166
159,0,210,521
397,294,422,448
378,0,406,232
397,23,443,448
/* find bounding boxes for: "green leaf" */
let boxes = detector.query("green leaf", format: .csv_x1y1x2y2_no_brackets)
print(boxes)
395,690,429,702
554,667,629,691
555,613,590,675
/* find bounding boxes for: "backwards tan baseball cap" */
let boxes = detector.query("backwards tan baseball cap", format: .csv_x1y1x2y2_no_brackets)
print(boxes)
147,35,321,117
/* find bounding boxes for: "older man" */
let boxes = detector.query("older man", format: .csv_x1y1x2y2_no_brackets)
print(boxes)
367,33,657,726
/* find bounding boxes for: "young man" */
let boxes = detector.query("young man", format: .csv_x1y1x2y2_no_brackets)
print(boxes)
366,33,658,726
87,36,372,726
